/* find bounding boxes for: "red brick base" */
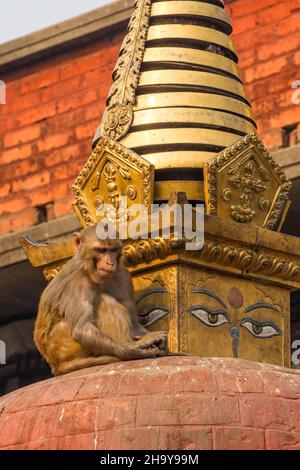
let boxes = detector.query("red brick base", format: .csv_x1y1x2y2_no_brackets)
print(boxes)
0,357,300,450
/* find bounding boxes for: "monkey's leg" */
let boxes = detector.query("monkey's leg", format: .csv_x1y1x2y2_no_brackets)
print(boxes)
55,355,120,375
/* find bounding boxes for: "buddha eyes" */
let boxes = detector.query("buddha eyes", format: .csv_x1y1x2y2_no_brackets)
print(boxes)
188,308,282,339
189,307,229,327
240,318,282,338
138,308,169,327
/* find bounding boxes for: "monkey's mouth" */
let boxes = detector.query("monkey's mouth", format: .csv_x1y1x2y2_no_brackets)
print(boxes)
97,268,115,276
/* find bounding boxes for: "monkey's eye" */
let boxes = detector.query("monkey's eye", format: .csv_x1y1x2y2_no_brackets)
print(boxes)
93,247,107,255
139,308,169,327
189,306,229,327
240,318,282,338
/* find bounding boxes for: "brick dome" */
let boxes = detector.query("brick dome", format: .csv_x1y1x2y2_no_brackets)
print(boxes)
0,357,300,450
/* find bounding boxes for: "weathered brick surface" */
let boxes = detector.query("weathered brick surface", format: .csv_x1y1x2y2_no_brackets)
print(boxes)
0,357,300,450
0,31,124,234
0,1,300,234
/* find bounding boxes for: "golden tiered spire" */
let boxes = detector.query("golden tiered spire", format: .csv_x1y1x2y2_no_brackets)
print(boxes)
94,0,256,182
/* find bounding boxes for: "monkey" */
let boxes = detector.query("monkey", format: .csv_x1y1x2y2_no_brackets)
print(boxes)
34,225,168,376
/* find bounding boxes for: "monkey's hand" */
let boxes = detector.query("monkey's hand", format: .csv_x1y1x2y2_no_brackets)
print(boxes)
136,331,168,351
121,342,167,360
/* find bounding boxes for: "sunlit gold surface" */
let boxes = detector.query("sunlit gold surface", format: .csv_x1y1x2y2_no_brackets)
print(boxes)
205,134,292,230
134,92,254,120
133,108,255,135
72,137,154,227
138,70,248,98
143,47,242,79
121,128,241,150
150,1,232,30
144,151,215,169
147,25,235,53
132,263,290,367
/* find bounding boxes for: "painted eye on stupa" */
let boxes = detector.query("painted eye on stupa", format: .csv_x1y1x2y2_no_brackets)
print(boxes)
189,306,230,327
240,318,282,338
138,308,169,327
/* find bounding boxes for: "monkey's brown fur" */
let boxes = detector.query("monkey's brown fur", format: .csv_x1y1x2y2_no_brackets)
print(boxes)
34,226,168,375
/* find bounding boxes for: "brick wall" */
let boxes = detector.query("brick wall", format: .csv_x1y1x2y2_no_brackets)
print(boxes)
227,0,300,149
0,0,300,235
0,29,125,234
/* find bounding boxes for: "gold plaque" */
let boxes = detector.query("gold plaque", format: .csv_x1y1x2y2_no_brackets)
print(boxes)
72,137,154,228
205,134,291,230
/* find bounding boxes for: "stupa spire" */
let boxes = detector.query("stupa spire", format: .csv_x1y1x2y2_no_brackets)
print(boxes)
94,0,257,175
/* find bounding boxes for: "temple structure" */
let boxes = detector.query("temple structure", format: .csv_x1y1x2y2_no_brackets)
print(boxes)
1,0,300,450
21,0,300,367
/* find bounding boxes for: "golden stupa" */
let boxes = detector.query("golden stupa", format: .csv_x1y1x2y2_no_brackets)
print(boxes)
21,0,300,368
93,0,257,203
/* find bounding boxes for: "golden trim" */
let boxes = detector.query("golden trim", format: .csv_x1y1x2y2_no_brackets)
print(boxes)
142,151,217,168
97,0,152,142
132,108,256,134
121,127,242,149
138,70,248,99
143,47,242,80
150,1,231,28
147,24,235,53
135,92,255,120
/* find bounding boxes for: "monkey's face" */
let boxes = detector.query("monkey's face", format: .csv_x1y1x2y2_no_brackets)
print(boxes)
91,243,121,285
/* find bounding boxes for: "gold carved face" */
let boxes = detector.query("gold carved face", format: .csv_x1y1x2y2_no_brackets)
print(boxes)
186,272,288,366
132,265,290,367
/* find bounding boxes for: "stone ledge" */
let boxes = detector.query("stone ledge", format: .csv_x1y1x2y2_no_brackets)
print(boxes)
0,0,134,72
0,214,80,268
272,144,300,180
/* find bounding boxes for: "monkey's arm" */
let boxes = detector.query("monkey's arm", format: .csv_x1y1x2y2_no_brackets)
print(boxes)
65,303,128,358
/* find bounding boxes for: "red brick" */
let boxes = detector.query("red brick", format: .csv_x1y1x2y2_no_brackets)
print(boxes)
136,395,240,427
266,430,300,450
118,369,167,395
97,427,160,451
159,426,213,450
213,427,265,450
12,171,50,192
0,182,11,198
58,433,95,450
240,396,300,432
96,397,136,431
38,132,71,153
4,125,40,148
75,120,98,140
262,371,300,399
20,68,60,94
166,369,217,393
216,369,266,394
0,208,38,234
0,143,32,165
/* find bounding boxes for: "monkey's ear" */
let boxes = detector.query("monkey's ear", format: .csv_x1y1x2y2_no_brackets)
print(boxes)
73,232,82,251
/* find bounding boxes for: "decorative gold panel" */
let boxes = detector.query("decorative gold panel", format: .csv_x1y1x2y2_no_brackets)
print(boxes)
132,262,290,367
72,136,154,227
205,134,292,230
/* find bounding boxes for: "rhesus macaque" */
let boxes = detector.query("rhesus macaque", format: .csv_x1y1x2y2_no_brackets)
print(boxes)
34,226,168,375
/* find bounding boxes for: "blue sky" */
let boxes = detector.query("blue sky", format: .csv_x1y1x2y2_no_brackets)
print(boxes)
0,0,114,44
